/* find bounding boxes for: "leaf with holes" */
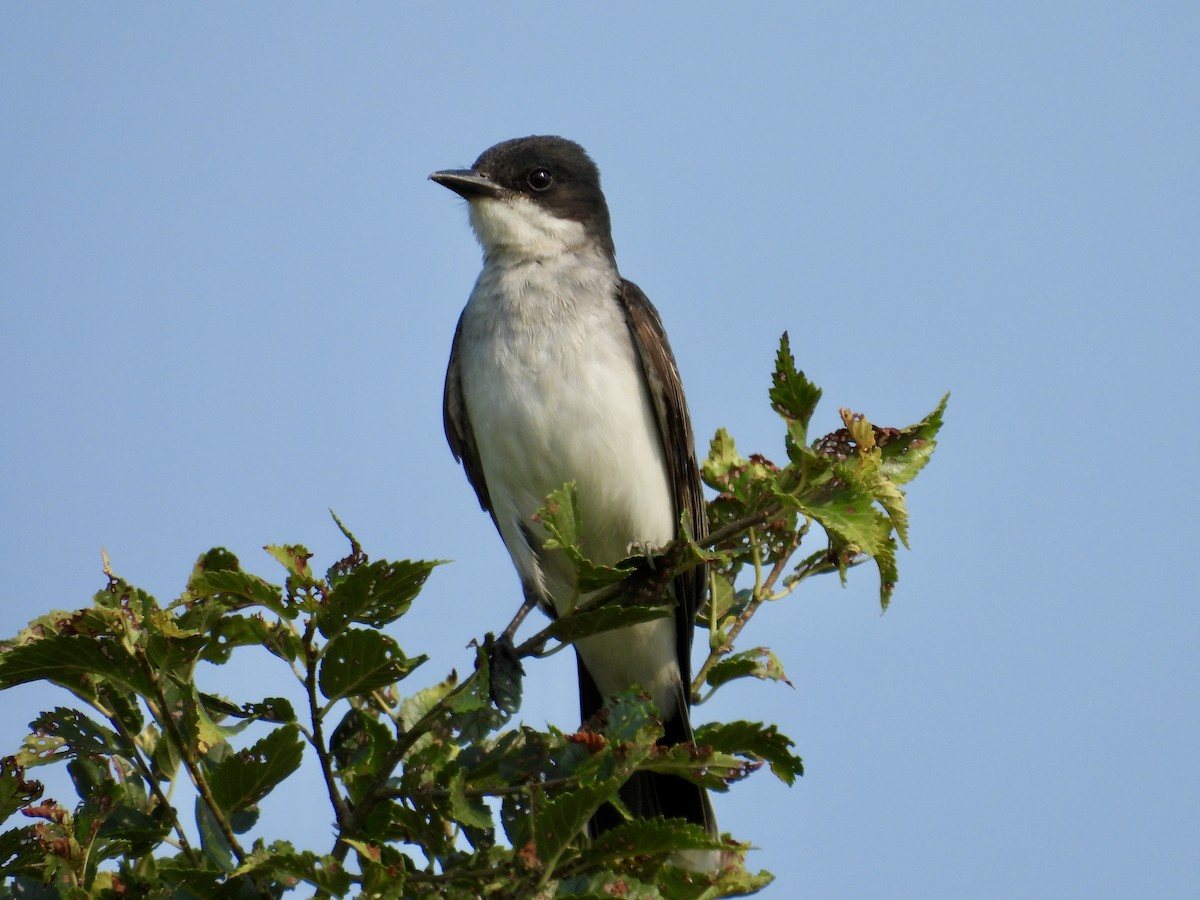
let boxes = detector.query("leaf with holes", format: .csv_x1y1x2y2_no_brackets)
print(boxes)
705,648,793,692
317,558,441,639
694,720,804,786
318,628,425,702
0,634,154,698
16,707,129,768
206,725,304,817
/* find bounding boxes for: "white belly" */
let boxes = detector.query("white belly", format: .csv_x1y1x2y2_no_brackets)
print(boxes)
458,255,681,712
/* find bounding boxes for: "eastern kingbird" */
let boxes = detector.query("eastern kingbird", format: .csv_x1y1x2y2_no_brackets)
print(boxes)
432,136,717,864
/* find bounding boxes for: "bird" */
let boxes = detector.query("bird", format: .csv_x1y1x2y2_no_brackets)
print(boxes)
431,136,717,866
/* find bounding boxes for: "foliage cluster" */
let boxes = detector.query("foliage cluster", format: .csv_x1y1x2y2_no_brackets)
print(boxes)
0,335,944,898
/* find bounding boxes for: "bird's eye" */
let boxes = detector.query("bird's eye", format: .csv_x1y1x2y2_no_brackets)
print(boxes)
526,168,554,191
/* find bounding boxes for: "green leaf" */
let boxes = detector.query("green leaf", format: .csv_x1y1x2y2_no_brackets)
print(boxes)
535,483,635,593
601,690,665,746
694,721,804,786
877,393,948,486
0,829,47,882
200,614,302,665
317,558,440,639
183,569,288,620
797,466,893,558
206,725,304,816
263,544,314,580
529,776,625,872
145,609,208,672
318,628,425,701
330,709,394,780
581,817,725,868
195,794,236,872
705,648,793,692
555,870,665,898
658,862,774,899
196,694,296,745
448,769,494,830
547,603,673,645
769,332,822,448
231,841,353,895
17,707,130,768
640,744,752,791
0,756,43,820
0,634,154,697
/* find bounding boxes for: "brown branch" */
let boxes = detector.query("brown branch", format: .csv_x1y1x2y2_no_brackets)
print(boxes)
303,619,352,830
103,689,200,867
137,652,249,867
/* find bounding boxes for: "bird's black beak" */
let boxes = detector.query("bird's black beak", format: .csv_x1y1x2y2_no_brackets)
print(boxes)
429,169,506,200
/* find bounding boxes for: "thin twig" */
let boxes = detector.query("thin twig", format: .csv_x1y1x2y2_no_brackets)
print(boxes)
137,651,248,866
303,618,352,829
104,698,200,867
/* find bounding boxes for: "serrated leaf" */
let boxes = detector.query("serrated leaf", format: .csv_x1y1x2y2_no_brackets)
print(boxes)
878,393,948,486
769,332,822,448
200,614,301,665
555,870,664,898
704,428,743,481
694,721,803,786
873,536,899,611
231,841,353,895
582,817,725,868
535,483,635,593
602,690,665,746
547,603,673,645
0,634,153,697
330,709,394,783
0,832,50,884
318,628,425,701
641,744,751,790
206,725,304,815
799,466,893,558
448,769,493,830
17,707,129,768
145,610,208,672
263,544,314,579
195,794,236,872
0,757,43,821
186,547,242,583
705,648,793,691
317,559,439,639
184,569,288,619
458,726,550,790
529,777,624,872
443,655,507,743
658,862,774,899
195,694,296,747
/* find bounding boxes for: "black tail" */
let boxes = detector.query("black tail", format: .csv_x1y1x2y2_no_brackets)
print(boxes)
578,656,717,838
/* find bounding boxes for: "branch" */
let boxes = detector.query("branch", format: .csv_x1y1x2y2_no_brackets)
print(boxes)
103,692,201,868
303,618,352,829
136,651,249,867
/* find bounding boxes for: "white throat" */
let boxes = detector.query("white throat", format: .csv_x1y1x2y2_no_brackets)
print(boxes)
468,196,592,260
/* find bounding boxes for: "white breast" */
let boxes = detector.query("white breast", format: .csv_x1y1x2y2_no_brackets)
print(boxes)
457,246,681,713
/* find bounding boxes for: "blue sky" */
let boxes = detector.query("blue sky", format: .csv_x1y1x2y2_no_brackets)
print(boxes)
2,4,1197,897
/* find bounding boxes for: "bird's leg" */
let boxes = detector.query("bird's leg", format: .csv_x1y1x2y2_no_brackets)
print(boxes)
500,590,539,645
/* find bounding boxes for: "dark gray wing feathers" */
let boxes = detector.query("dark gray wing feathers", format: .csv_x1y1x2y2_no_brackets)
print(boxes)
443,313,493,515
616,279,708,700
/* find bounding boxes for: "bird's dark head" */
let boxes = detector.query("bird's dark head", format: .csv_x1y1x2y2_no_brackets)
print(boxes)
430,136,615,261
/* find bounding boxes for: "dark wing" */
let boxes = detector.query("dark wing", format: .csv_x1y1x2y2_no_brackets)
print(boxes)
443,312,493,516
616,279,708,701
